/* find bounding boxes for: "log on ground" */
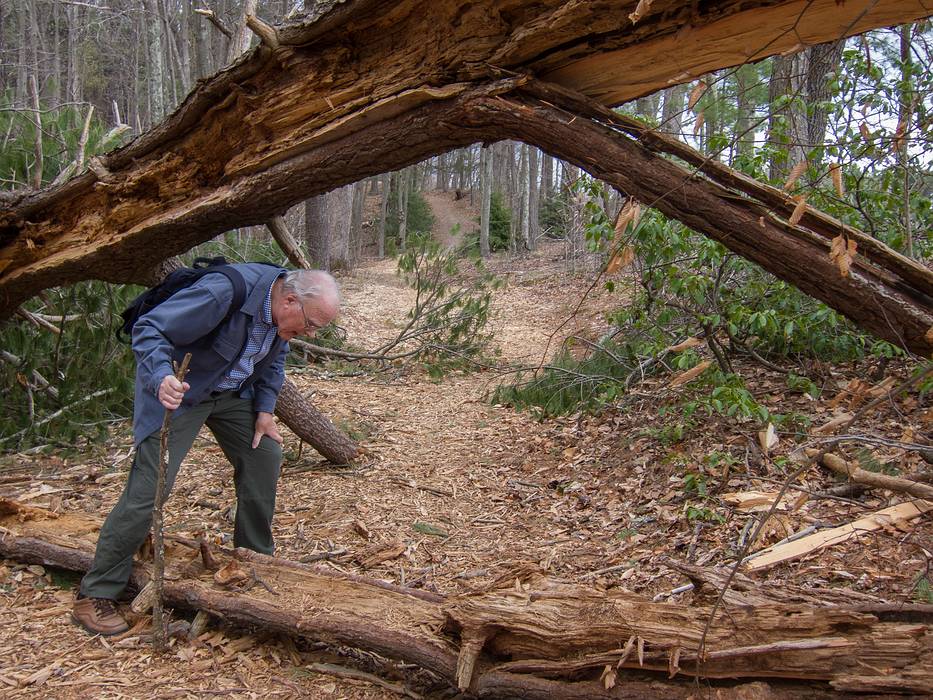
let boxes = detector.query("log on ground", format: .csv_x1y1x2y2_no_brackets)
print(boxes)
1,499,930,696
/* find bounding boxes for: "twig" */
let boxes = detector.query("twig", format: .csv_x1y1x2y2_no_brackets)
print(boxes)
194,8,232,38
696,459,812,673
808,449,933,500
152,353,192,651
15,307,61,334
305,662,422,699
245,14,279,49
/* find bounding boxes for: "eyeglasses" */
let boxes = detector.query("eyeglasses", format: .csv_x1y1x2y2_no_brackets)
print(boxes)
298,303,323,335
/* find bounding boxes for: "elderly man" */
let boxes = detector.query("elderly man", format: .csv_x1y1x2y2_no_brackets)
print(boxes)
72,264,339,635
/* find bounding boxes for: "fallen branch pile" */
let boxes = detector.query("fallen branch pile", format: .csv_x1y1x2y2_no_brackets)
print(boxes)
1,499,931,697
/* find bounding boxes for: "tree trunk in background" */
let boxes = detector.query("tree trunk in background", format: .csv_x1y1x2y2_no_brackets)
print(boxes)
51,2,63,106
65,4,79,103
305,195,330,270
528,146,540,249
328,185,353,270
701,73,720,158
768,53,807,180
377,173,389,259
178,1,194,89
518,144,530,250
397,168,410,252
659,83,688,137
562,162,585,270
635,92,660,122
805,40,845,166
734,64,756,162
540,152,553,203
437,152,448,191
144,0,165,126
350,181,365,263
227,0,259,64
480,145,492,258
768,41,844,180
197,4,214,78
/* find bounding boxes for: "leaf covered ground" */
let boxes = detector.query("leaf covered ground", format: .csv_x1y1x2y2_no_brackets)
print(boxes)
1,199,931,698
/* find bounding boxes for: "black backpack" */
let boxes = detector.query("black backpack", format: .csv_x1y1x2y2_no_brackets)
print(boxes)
116,256,247,343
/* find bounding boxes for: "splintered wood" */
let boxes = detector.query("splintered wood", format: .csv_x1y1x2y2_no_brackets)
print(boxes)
2,499,931,695
745,500,933,572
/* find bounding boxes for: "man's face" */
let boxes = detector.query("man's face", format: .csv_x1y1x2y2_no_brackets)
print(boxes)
278,294,336,341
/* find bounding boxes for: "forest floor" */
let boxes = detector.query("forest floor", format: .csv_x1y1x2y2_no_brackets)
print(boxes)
1,192,931,698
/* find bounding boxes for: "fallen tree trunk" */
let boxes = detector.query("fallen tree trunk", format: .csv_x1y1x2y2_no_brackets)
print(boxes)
461,88,933,355
275,377,358,464
809,449,933,500
1,0,931,354
1,499,931,696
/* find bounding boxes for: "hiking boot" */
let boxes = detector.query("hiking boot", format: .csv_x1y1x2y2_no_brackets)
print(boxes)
72,596,129,636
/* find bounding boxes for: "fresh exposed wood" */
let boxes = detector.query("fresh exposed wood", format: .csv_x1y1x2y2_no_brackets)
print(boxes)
1,499,931,695
1,0,931,355
744,499,933,572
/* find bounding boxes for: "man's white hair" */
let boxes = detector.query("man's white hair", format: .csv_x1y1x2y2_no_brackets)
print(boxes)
281,269,339,305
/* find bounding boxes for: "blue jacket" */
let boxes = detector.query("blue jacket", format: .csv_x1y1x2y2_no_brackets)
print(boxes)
131,263,288,446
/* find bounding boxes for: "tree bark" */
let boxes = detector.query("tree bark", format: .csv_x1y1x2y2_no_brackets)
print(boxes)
267,215,311,269
1,499,930,696
479,145,492,258
275,378,358,464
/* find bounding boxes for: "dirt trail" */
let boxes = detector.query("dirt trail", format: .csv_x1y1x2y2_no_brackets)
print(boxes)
422,189,477,250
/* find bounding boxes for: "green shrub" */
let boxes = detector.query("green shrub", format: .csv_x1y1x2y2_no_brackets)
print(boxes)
386,190,435,247
395,233,499,375
462,191,512,255
0,281,139,450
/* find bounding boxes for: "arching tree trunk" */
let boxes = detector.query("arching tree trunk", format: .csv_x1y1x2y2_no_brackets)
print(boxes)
1,0,930,354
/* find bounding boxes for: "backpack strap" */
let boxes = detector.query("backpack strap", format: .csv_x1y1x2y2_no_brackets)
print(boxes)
214,267,247,325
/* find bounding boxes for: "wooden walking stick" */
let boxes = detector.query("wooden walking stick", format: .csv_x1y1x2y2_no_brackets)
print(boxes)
152,352,191,651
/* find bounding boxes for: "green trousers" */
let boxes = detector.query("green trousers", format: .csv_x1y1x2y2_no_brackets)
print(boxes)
80,391,282,600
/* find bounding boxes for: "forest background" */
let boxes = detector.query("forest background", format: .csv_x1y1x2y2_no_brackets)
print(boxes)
0,0,930,461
